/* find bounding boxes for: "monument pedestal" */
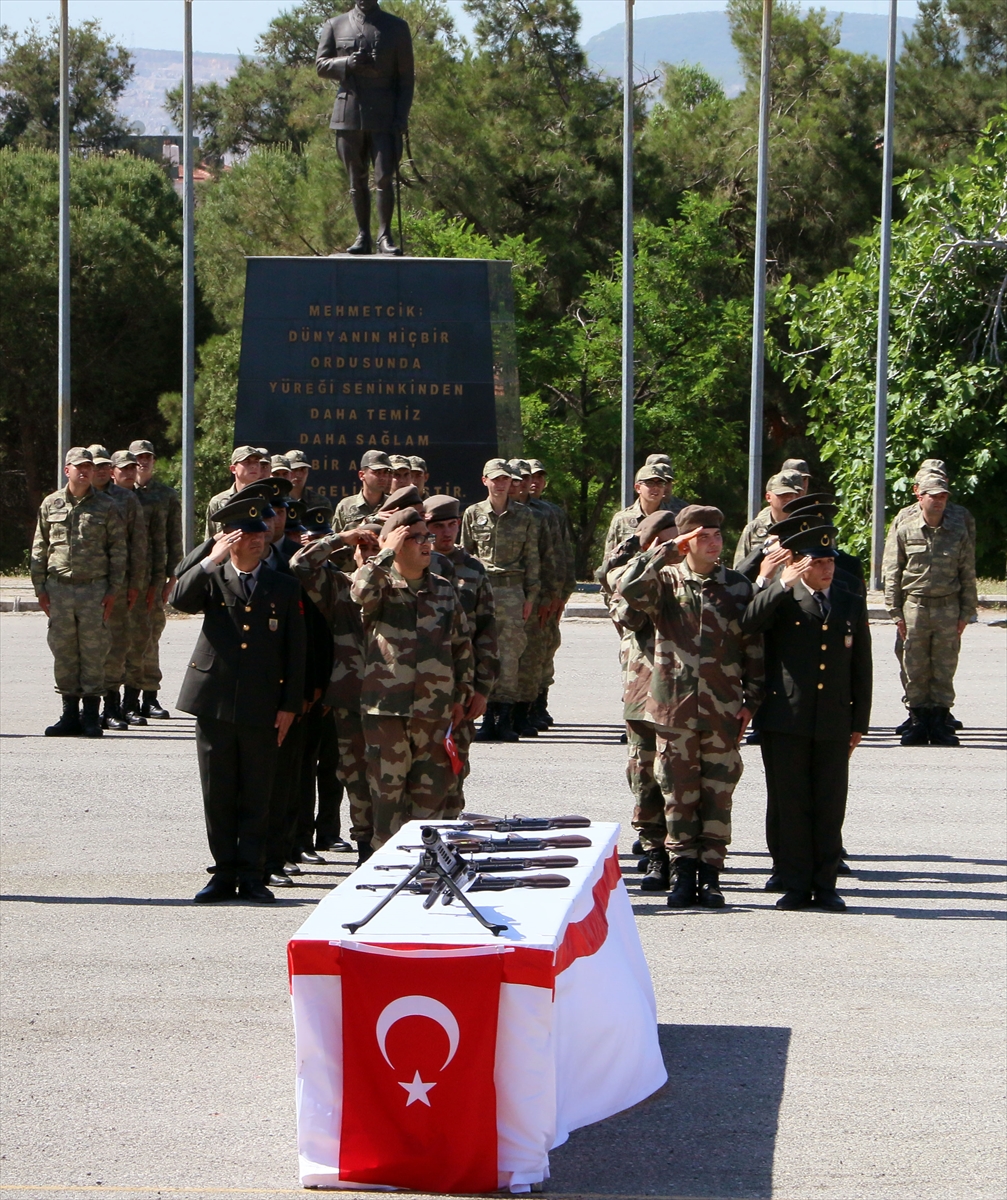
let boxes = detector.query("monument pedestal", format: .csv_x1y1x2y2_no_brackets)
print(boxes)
234,256,521,505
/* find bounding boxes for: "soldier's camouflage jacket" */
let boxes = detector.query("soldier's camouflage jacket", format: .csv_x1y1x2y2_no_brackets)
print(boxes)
891,499,976,549
732,506,774,568
289,536,365,708
617,546,764,732
605,548,654,723
527,497,569,603
134,486,167,586
882,504,978,622
460,498,540,606
541,498,578,598
603,495,687,559
204,484,237,540
350,546,474,720
31,485,127,596
100,482,149,592
438,545,499,698
333,489,382,532
140,478,183,580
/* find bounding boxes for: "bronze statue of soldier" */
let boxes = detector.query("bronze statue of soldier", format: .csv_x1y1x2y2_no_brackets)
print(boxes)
316,0,415,256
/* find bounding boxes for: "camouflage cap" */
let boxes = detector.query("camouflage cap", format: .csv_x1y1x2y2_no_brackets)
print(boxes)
781,523,839,558
128,439,155,456
255,447,270,461
645,454,674,468
230,445,260,465
766,470,804,495
424,494,460,521
378,484,423,514
408,456,428,472
918,458,947,475
110,450,137,468
508,458,532,477
65,447,94,466
781,457,811,476
270,454,292,473
285,449,310,467
635,465,665,484
526,458,547,474
483,458,514,479
303,504,333,535
636,510,678,548
388,454,413,470
86,444,113,465
382,506,423,533
360,450,393,470
215,495,270,532
675,504,723,534
650,462,675,481
916,473,950,496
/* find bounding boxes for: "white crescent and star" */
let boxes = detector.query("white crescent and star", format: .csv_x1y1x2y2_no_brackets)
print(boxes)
375,995,460,1107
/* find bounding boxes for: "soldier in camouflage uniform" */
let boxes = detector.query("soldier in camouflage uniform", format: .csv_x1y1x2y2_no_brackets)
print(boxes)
131,440,183,719
31,448,127,738
525,458,576,730
287,448,335,514
409,456,429,497
425,493,499,812
604,509,681,891
507,458,560,737
332,448,393,538
461,458,540,742
204,445,268,538
120,450,166,726
732,470,805,567
603,464,685,559
883,472,977,747
388,454,415,491
90,448,149,730
351,507,474,849
271,454,293,476
618,504,764,908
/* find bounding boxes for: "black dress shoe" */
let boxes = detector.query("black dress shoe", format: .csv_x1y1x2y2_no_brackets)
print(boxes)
813,889,846,912
764,873,786,893
298,850,326,865
776,890,812,910
283,861,302,875
238,879,276,903
836,860,852,875
317,838,352,853
194,876,236,904
267,871,294,888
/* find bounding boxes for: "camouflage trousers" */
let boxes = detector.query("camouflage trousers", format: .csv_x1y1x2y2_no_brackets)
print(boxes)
363,714,456,849
903,594,961,708
141,590,166,690
654,723,743,868
541,611,562,689
443,717,475,817
491,584,527,704
333,707,372,843
102,589,132,691
516,609,551,703
125,596,153,690
626,719,666,851
46,578,110,697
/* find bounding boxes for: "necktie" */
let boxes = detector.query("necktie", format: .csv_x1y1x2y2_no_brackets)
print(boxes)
813,589,830,620
239,571,253,600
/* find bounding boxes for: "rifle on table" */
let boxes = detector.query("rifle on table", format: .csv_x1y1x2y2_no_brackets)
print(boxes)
358,873,571,894
343,824,508,936
445,814,590,832
375,855,580,874
400,833,591,853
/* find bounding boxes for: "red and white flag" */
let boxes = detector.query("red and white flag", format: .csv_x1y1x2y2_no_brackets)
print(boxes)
338,943,505,1193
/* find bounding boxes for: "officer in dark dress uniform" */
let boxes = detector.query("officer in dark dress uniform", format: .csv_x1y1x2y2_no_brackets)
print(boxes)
741,523,872,912
171,495,306,904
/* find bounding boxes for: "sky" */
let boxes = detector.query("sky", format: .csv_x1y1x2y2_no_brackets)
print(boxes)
2,0,921,55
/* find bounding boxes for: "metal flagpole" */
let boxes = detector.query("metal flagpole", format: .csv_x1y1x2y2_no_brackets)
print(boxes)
57,0,71,485
181,0,196,552
620,0,635,508
747,0,772,522
871,0,898,591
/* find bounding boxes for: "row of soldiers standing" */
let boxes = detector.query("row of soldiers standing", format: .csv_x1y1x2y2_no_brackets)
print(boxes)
30,442,182,737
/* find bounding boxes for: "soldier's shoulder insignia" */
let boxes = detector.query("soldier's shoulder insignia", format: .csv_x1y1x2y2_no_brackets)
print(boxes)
476,515,488,525
627,516,638,527
51,498,64,509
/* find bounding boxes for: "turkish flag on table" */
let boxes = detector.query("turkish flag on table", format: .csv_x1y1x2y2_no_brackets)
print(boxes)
338,943,504,1192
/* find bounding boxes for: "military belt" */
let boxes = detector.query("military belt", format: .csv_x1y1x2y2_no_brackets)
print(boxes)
485,570,525,582
49,574,109,588
903,592,959,607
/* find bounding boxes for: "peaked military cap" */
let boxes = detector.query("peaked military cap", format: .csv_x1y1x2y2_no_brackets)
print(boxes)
303,504,333,535
360,450,393,470
86,444,112,465
781,493,838,524
65,447,94,466
636,510,678,548
215,495,270,532
379,485,423,513
285,498,307,532
675,504,723,534
424,494,460,521
110,450,137,468
128,439,155,456
781,523,839,558
769,513,830,544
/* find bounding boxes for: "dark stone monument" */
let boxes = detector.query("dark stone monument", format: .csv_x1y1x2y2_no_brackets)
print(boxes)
234,256,521,506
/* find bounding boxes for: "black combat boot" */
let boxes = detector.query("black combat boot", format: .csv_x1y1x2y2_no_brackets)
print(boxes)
474,703,498,742
141,691,170,718
45,696,81,737
356,840,374,866
102,689,128,731
895,711,913,735
494,703,521,743
532,688,554,730
927,707,960,747
631,838,644,856
899,708,930,746
666,858,698,908
122,686,148,726
80,695,104,738
640,847,670,892
512,702,539,737
697,861,726,908
946,710,964,730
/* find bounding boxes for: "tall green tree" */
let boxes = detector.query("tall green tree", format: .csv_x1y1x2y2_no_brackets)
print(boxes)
0,19,134,150
774,118,1007,576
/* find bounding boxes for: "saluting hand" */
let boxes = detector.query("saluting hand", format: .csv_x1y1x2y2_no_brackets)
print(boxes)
780,555,814,588
208,530,242,566
760,542,792,579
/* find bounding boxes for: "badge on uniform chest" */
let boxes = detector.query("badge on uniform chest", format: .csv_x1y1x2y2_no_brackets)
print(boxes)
845,634,853,648
269,618,279,632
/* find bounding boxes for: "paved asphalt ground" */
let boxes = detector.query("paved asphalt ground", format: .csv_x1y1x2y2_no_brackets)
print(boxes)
1,611,1005,1200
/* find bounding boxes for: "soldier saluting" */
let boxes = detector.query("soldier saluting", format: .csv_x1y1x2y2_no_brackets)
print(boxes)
316,0,414,256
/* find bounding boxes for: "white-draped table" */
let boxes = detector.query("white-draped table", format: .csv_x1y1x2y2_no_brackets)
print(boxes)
287,820,666,1192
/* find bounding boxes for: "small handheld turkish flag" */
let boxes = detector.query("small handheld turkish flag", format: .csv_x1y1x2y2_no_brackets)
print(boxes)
444,722,463,776
338,944,504,1192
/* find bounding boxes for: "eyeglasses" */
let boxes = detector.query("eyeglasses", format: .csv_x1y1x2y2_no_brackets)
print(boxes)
405,533,436,544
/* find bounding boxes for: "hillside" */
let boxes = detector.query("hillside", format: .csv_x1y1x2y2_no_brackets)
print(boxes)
584,10,917,96
119,47,242,135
